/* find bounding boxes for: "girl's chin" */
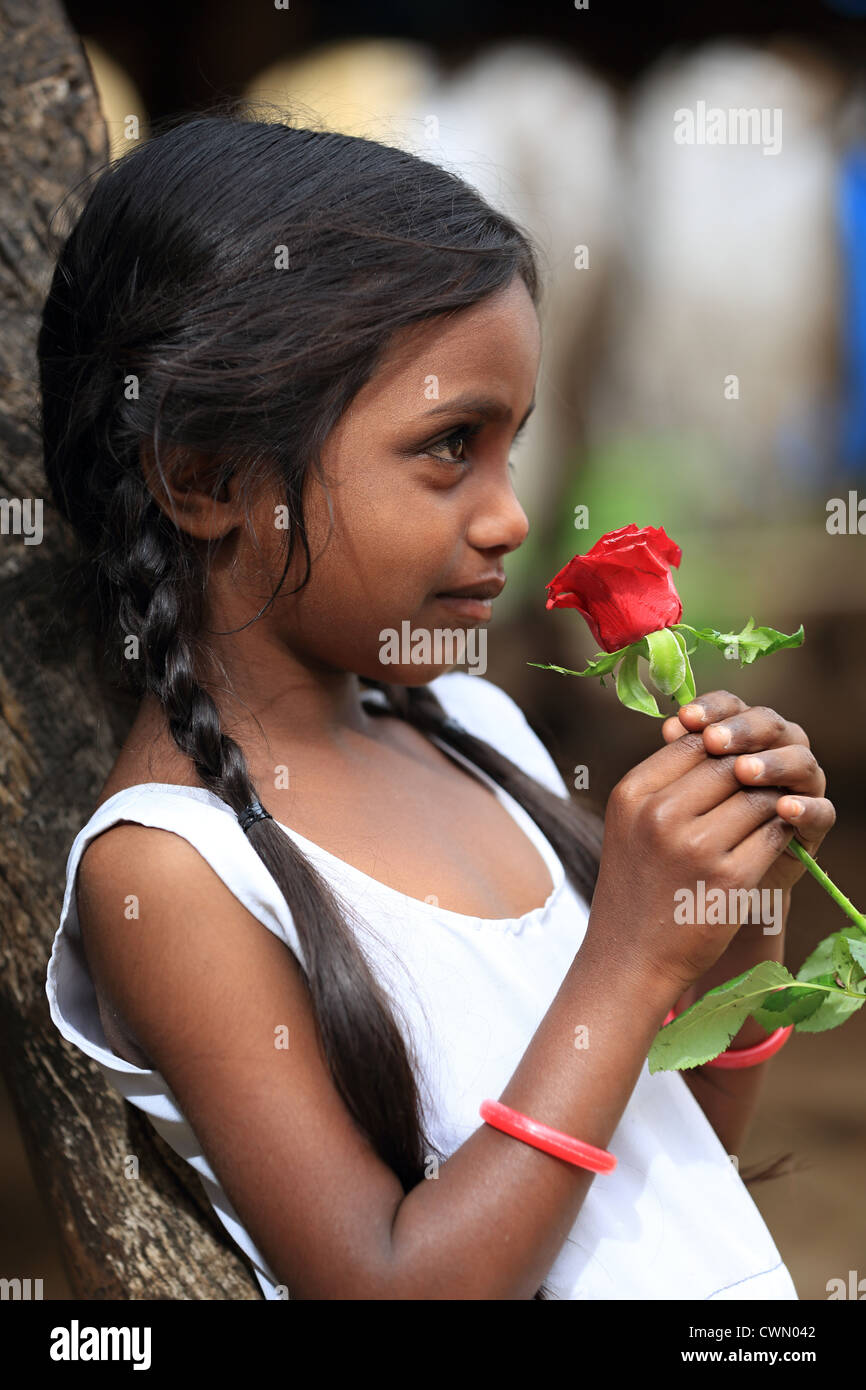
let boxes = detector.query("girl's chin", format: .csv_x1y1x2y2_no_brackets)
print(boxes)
371,610,489,683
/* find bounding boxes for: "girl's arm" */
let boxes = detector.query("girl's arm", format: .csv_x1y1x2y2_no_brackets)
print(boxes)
77,823,681,1301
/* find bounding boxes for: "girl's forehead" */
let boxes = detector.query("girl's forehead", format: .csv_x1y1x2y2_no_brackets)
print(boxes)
358,283,541,408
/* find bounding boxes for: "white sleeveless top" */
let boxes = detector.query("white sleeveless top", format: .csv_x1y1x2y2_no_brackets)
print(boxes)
45,671,798,1300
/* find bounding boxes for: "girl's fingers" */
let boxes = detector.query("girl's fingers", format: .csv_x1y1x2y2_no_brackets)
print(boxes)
632,692,748,795
655,695,834,872
664,698,809,761
662,714,689,742
676,692,749,733
695,787,784,851
719,796,836,879
720,813,797,884
695,789,835,855
701,706,810,756
734,744,826,798
652,741,827,819
776,794,836,857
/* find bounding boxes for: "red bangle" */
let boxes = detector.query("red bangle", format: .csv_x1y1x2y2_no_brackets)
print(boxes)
479,1099,617,1173
661,1008,793,1068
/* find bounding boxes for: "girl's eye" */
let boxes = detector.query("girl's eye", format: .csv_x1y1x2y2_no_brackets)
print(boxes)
425,423,480,468
421,421,521,473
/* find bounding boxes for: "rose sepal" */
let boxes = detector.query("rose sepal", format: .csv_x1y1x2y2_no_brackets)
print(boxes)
528,617,802,716
527,625,698,717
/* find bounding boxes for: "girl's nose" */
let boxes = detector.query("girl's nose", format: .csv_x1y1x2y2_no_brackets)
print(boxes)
467,483,530,555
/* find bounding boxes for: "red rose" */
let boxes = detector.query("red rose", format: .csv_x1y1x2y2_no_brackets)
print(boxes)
545,523,683,652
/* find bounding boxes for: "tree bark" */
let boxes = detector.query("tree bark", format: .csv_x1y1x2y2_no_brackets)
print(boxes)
0,0,261,1299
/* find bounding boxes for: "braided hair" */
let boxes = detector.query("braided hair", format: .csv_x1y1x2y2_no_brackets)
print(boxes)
42,104,756,1301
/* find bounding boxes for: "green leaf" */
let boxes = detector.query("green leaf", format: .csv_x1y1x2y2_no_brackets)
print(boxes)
578,647,631,678
796,929,866,986
526,661,591,677
669,625,699,656
796,935,838,981
793,988,865,1033
644,628,687,696
615,647,662,717
794,927,866,1024
670,630,696,704
739,622,805,663
750,984,825,1030
847,937,866,974
647,960,796,1072
673,621,804,667
802,970,837,989
527,646,631,680
833,933,866,989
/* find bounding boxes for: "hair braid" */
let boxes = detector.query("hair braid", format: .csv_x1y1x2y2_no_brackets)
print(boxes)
107,497,443,1192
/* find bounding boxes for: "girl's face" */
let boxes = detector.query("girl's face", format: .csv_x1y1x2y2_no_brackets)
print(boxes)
212,273,540,689
191,271,539,706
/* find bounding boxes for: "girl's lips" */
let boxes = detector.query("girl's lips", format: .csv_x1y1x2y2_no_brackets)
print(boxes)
433,594,494,621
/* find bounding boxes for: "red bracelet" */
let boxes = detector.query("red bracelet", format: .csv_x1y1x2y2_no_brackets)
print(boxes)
661,1007,793,1068
479,1099,617,1173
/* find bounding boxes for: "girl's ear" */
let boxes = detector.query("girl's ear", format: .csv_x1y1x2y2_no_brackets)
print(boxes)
139,439,245,539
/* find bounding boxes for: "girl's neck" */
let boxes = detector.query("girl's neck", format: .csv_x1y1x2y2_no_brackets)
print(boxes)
97,680,404,806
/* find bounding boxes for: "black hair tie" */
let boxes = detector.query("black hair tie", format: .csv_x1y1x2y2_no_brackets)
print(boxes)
238,800,274,833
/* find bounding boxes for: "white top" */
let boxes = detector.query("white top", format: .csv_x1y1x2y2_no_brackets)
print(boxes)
45,671,798,1300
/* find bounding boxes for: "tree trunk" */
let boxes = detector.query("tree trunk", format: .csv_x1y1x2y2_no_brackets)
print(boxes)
0,0,260,1298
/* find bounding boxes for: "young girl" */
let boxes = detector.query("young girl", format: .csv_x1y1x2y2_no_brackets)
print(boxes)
40,111,833,1300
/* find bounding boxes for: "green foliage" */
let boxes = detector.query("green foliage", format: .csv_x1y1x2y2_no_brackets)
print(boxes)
672,618,805,667
615,648,662,716
528,619,802,717
648,925,866,1069
647,962,794,1073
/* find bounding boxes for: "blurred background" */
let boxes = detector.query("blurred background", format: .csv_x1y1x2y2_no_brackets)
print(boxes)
4,0,865,1299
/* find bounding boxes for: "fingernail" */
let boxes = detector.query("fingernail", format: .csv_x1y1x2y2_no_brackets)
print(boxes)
743,757,765,779
786,799,804,818
710,724,731,749
682,704,705,721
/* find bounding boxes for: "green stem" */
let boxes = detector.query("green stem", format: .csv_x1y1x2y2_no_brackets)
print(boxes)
785,841,866,934
792,979,864,1000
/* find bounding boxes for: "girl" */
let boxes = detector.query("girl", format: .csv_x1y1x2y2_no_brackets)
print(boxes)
40,110,833,1300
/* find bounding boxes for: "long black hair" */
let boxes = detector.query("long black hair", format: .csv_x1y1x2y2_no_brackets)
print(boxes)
36,103,783,1301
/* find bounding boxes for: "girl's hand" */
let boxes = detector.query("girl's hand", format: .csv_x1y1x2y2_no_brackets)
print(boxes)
659,689,836,1040
588,689,834,997
661,690,836,912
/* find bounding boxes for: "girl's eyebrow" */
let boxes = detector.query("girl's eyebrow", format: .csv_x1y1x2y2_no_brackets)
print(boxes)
421,393,536,431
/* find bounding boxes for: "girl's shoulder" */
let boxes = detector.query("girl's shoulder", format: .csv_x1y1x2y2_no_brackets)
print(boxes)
46,780,309,1081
